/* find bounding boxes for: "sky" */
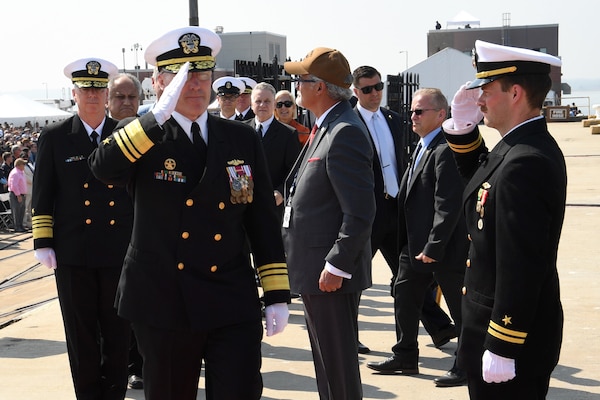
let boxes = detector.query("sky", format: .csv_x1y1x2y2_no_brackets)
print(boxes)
2,0,598,101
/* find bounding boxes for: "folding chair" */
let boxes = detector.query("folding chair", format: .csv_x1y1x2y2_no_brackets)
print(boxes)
0,192,14,231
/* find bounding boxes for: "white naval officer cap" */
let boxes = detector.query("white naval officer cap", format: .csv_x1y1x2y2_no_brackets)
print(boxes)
212,76,245,95
467,40,562,89
144,26,222,73
64,58,118,88
237,77,257,94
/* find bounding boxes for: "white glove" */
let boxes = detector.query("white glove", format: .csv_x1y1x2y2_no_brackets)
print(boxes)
264,302,289,337
151,62,190,125
482,349,516,383
34,248,57,270
443,82,484,135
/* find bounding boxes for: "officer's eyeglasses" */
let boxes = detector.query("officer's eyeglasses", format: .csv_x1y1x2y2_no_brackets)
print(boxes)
276,101,294,108
356,82,384,94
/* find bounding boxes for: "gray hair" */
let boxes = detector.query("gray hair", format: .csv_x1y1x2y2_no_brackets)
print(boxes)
108,73,143,97
253,82,276,96
310,75,353,101
412,88,448,113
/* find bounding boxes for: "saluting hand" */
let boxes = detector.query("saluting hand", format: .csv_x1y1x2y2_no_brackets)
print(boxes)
442,82,483,134
152,61,190,125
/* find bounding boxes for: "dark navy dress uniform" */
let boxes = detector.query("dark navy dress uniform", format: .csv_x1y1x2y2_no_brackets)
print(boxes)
32,114,133,400
88,111,290,399
445,118,566,394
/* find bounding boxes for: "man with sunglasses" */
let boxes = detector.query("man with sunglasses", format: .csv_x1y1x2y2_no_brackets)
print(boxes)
282,47,375,400
366,88,468,387
352,66,458,356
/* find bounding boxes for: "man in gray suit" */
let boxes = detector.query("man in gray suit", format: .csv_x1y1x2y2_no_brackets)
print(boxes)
282,48,375,400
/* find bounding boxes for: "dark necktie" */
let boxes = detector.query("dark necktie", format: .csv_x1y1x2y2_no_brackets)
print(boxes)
191,122,207,155
256,124,263,137
90,131,99,148
235,114,244,121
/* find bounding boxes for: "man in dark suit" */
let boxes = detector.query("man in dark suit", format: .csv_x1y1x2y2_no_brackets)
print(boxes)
442,40,566,399
245,82,301,219
107,73,145,391
352,66,457,354
282,47,375,400
366,88,468,387
88,27,290,400
33,58,133,400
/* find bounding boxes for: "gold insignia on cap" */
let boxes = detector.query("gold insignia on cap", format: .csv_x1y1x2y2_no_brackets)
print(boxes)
164,158,176,170
227,159,244,166
179,33,200,55
225,81,232,89
502,315,512,326
86,61,101,76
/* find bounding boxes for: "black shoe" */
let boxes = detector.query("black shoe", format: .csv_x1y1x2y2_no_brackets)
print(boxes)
434,367,467,387
366,356,419,375
358,341,370,354
432,324,457,348
128,374,143,390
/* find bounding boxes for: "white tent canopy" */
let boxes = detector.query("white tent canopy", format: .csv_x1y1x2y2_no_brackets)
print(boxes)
0,93,72,127
447,11,480,28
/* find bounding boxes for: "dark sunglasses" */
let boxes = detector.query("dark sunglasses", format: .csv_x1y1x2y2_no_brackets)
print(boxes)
357,81,384,94
410,108,438,115
276,100,294,108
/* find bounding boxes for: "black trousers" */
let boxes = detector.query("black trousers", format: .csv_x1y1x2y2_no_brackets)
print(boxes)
391,247,464,361
54,266,130,400
133,319,263,400
371,197,453,337
302,292,363,400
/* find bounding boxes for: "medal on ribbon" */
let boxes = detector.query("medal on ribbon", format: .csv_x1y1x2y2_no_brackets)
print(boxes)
226,164,254,204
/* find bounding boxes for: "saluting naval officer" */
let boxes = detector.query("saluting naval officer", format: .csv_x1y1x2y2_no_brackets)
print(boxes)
32,58,134,399
88,26,291,400
442,40,566,399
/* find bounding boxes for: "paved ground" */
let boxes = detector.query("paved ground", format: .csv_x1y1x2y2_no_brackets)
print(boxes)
0,121,598,399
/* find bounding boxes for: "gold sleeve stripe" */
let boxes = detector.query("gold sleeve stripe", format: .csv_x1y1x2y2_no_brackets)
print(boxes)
488,320,527,344
257,263,290,292
114,119,154,163
32,215,53,239
447,135,483,154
